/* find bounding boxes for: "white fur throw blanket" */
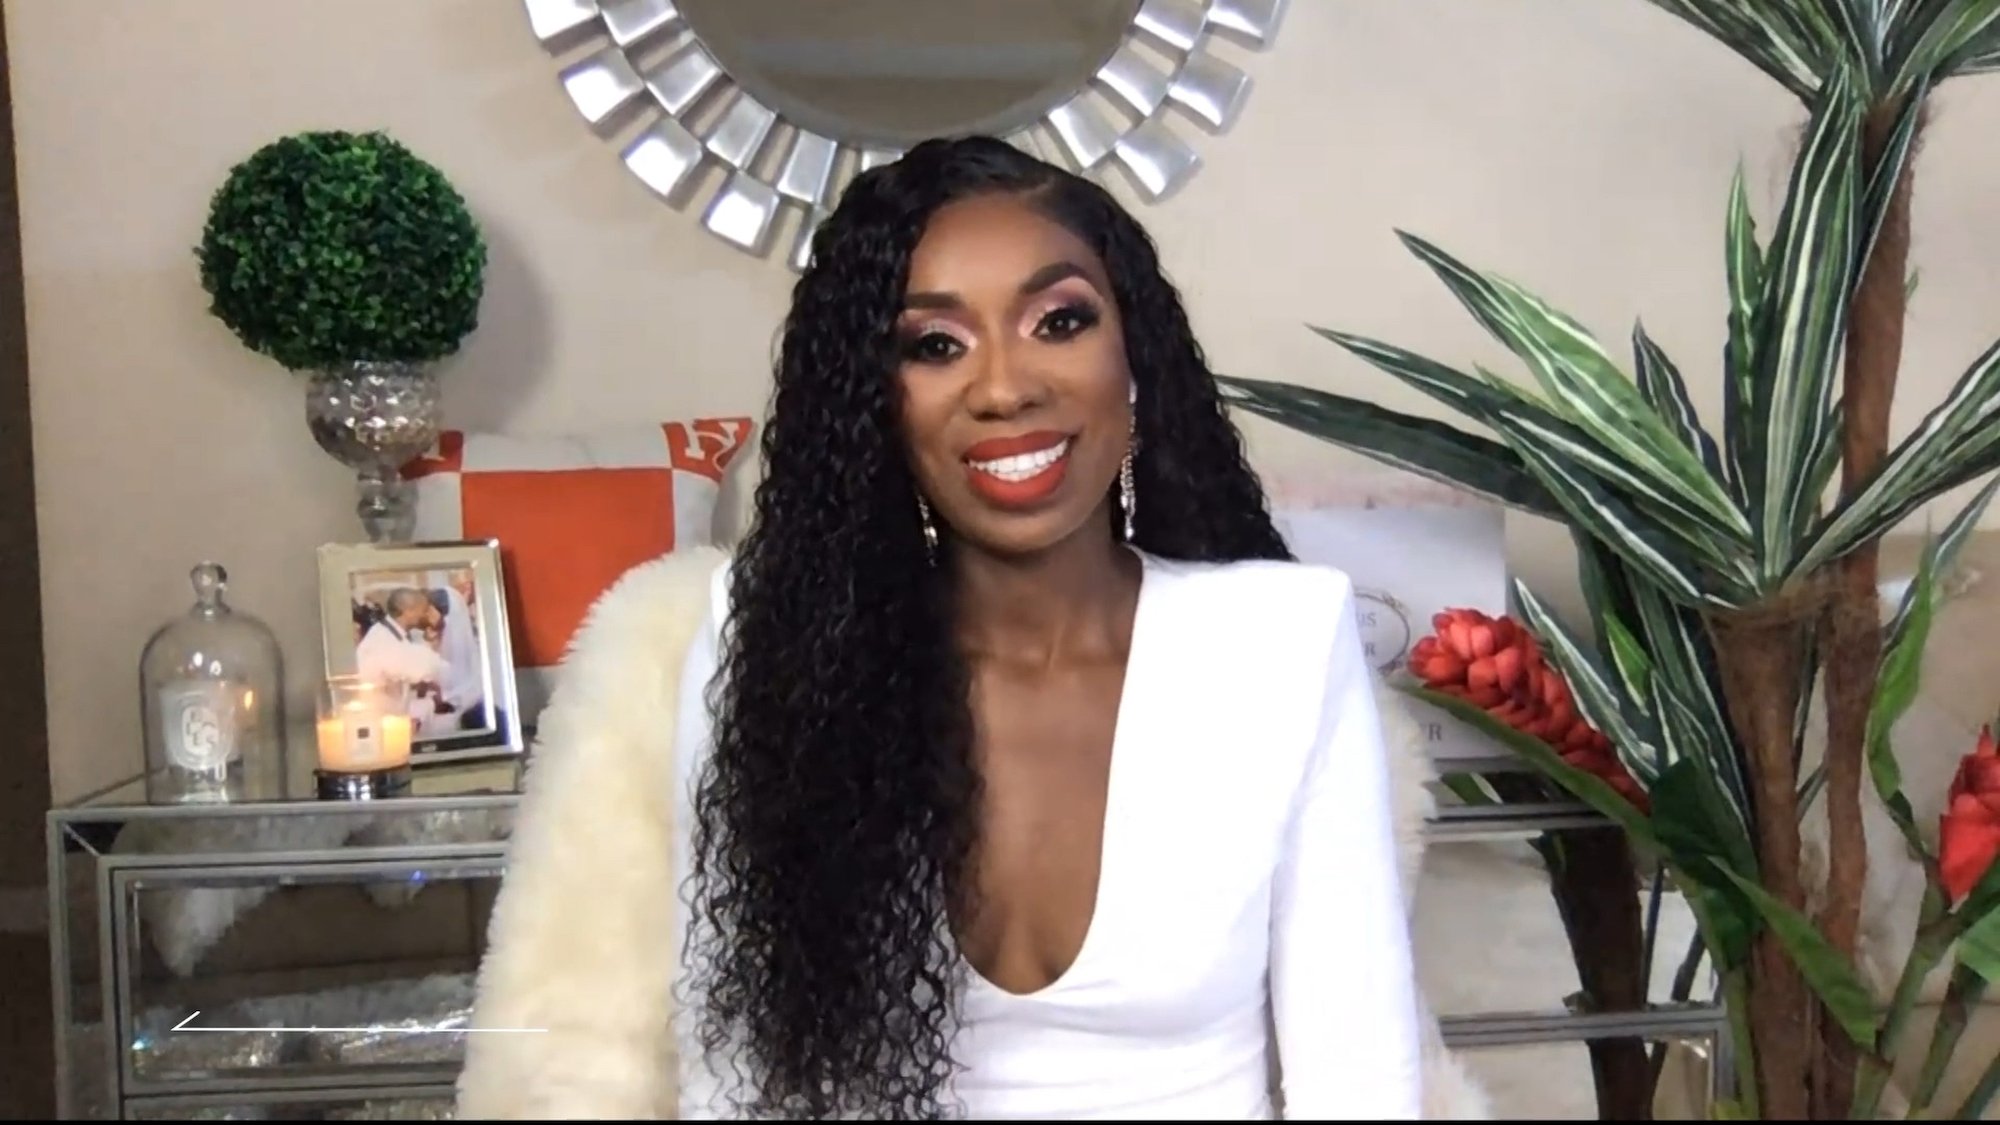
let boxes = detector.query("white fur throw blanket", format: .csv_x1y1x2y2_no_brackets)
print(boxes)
457,547,1492,1119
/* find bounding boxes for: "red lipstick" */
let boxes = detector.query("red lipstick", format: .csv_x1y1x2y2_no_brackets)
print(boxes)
962,431,1070,461
962,431,1073,510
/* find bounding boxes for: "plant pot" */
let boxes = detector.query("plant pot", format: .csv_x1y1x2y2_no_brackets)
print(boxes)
304,360,441,543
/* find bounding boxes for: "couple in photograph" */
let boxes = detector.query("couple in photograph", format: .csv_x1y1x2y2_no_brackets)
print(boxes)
353,570,487,736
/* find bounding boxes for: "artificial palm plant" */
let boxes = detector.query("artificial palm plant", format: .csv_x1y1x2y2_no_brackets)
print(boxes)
1220,3,2000,1117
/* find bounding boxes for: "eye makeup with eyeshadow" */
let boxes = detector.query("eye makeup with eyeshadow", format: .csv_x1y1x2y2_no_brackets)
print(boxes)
898,318,972,366
894,264,1110,368
1028,296,1102,343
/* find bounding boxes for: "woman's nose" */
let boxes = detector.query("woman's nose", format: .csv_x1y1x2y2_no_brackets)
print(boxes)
964,347,1048,419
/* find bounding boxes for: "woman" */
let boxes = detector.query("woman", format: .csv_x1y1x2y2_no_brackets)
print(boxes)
672,135,1423,1119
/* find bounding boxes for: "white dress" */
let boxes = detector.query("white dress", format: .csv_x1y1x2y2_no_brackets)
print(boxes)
671,550,1425,1120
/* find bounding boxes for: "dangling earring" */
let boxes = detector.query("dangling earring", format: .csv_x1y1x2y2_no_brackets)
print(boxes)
1121,382,1138,542
916,493,939,561
1119,450,1136,542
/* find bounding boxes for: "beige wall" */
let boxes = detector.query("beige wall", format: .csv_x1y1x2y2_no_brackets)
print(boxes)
10,0,2000,802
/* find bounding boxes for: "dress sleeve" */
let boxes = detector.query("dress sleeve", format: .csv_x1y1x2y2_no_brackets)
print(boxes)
673,566,733,1119
1270,572,1425,1119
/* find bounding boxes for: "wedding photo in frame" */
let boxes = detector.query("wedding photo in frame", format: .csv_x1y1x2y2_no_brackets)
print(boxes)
316,539,524,764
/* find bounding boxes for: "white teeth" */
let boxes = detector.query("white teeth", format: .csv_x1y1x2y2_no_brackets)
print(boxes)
969,439,1070,481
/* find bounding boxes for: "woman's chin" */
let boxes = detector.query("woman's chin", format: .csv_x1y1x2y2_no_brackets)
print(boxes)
948,507,1116,562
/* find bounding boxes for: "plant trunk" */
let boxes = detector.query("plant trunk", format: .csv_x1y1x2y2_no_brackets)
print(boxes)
1495,771,1659,1119
1814,102,1922,1120
1543,828,1654,1119
1708,596,1822,1120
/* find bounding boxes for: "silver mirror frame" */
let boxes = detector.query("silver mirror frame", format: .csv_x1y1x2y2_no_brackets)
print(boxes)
525,0,1288,269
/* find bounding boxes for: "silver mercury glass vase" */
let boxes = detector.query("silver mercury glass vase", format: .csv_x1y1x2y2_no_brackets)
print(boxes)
305,360,442,543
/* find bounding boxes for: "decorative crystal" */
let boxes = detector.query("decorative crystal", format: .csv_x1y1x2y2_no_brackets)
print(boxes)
304,360,441,543
138,563,287,804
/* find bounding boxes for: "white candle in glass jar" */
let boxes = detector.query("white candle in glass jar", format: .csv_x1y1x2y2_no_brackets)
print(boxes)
315,686,413,772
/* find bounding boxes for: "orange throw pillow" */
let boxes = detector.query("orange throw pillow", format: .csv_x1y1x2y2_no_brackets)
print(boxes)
403,419,753,674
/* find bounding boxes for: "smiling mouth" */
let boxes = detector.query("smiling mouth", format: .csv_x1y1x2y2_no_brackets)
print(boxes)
968,438,1071,482
961,434,1074,509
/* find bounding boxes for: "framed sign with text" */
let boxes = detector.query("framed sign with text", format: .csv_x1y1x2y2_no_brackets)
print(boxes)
1270,474,1510,767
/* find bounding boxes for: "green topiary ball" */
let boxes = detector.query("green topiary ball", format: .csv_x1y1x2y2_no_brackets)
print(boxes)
196,130,487,373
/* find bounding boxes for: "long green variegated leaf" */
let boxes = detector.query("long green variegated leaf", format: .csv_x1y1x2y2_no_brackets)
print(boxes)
1958,29,2000,71
1855,447,2000,588
1648,675,1697,778
1512,579,1666,784
1602,611,1656,707
1781,1,1853,57
1884,473,2000,647
1936,412,2000,490
1633,321,1728,483
1310,328,1541,417
1573,528,1746,811
1886,0,1949,64
1748,63,1866,580
1938,7,2000,74
1394,233,1754,545
1651,0,1999,96
1797,336,2000,572
1654,758,1762,884
1572,526,1639,670
1629,575,1752,816
1857,78,1927,269
1650,675,1752,829
1307,326,1748,568
1828,0,1892,83
1483,400,1756,589
1212,377,1565,518
1649,763,1759,973
1571,529,1756,828
1890,0,2000,87
1644,0,1833,98
1723,165,1765,509
1803,401,1847,527
1509,430,1717,605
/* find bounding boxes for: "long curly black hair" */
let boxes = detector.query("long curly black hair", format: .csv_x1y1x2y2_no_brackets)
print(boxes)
685,134,1292,1119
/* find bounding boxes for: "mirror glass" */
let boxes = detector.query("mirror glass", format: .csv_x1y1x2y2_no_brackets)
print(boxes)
676,0,1143,147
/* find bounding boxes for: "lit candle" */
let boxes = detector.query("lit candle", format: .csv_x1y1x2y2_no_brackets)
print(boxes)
315,678,413,773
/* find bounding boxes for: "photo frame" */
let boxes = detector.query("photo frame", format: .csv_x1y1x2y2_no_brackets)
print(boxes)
316,539,524,765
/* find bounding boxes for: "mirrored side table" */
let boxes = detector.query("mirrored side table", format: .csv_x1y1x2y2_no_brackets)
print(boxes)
48,755,523,1121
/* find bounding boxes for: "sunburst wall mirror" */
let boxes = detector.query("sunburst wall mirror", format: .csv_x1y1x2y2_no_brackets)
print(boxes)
524,0,1289,270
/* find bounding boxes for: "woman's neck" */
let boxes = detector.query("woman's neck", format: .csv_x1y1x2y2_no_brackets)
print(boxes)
950,520,1141,668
